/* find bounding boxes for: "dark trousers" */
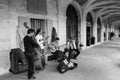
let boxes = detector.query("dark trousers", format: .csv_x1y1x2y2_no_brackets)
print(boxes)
71,49,80,58
64,48,80,59
48,50,62,61
41,49,44,54
25,53,35,79
48,50,59,61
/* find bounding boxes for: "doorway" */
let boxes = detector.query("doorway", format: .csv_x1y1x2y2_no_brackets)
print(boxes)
66,5,78,43
86,12,93,46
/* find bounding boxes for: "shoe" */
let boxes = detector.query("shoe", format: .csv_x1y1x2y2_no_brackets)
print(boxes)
69,67,75,70
32,76,36,79
28,78,32,80
28,77,31,79
28,76,36,80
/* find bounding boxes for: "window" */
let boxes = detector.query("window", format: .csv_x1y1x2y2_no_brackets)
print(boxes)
30,18,46,33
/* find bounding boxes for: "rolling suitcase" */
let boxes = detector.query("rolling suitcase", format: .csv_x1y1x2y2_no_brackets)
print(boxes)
9,48,28,74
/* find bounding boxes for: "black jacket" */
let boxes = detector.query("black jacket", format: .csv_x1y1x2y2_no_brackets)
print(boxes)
23,35,39,53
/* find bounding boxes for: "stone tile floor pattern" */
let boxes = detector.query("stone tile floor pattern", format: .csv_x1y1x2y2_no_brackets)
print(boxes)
1,38,120,80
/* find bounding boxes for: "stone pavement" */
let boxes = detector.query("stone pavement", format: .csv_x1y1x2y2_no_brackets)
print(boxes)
1,38,120,80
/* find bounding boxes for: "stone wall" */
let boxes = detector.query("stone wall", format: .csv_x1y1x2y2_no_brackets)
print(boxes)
0,0,114,75
0,0,28,74
0,0,58,74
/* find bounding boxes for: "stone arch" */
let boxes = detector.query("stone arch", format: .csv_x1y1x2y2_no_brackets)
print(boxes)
86,12,94,46
57,0,82,45
66,5,78,42
65,1,82,45
61,1,82,19
86,12,94,25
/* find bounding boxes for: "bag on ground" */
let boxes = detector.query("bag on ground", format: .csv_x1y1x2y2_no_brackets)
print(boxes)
57,59,78,73
57,59,69,73
9,48,28,74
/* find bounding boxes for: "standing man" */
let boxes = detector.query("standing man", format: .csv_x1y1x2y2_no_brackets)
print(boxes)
23,29,39,80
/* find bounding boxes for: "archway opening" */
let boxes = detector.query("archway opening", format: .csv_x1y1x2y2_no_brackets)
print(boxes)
97,17,102,42
86,12,94,46
66,5,78,44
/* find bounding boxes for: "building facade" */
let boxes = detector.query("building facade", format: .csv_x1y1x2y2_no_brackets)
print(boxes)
0,0,120,74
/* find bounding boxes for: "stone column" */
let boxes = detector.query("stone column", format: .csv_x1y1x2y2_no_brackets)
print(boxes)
78,18,81,45
57,15,67,46
106,24,109,41
80,19,86,49
93,21,97,44
101,23,104,42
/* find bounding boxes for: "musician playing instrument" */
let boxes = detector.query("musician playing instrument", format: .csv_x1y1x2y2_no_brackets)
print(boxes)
65,37,80,59
35,29,49,51
47,37,62,61
48,37,59,53
35,29,49,65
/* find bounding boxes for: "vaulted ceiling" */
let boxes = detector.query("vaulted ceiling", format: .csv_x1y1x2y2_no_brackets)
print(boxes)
89,0,120,25
76,0,120,25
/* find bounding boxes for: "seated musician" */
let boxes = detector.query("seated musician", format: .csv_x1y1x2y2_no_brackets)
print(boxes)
47,37,62,61
65,37,80,60
48,37,60,53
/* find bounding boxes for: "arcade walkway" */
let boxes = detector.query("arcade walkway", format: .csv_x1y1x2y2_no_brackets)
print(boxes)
1,38,120,80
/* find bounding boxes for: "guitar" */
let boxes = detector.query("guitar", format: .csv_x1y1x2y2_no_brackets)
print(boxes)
48,42,59,53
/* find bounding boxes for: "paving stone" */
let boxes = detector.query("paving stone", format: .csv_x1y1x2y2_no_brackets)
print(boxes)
1,38,120,80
